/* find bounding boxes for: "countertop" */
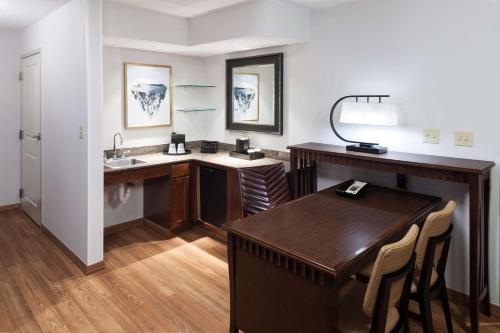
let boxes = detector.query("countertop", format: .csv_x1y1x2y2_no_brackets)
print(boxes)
104,148,289,174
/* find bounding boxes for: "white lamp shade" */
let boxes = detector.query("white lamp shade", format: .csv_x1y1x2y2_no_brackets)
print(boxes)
340,102,399,126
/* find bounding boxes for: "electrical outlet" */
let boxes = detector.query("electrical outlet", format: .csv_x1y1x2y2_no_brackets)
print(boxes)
79,126,84,139
454,131,473,147
423,129,440,144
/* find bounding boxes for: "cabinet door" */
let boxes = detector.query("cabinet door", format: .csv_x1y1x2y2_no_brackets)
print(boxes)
200,166,227,227
170,176,190,228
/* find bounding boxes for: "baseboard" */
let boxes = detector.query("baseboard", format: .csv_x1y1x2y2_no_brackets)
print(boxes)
85,261,106,275
0,203,21,213
104,218,144,236
447,288,500,318
143,219,175,236
195,220,227,243
142,218,192,236
41,225,105,275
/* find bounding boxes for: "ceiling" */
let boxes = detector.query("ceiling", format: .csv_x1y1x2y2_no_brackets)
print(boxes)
105,0,362,17
0,0,70,30
289,0,362,9
104,35,302,57
0,0,363,31
106,0,250,17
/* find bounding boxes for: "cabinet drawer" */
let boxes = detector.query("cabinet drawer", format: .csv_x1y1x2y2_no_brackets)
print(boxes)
172,163,190,178
104,164,171,186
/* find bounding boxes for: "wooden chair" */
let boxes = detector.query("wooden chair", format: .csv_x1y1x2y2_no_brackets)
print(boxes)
338,225,419,333
239,162,290,217
357,201,456,333
409,202,455,333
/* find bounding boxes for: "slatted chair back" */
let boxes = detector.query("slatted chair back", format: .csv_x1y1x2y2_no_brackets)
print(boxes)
239,163,290,217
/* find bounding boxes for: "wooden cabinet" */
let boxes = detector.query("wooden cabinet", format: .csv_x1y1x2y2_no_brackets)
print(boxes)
143,162,192,230
170,176,190,229
108,160,244,233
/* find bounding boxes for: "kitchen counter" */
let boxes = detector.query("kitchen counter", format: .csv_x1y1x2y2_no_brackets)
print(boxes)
104,148,289,174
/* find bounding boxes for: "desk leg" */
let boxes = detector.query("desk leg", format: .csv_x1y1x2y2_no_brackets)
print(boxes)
311,161,318,193
332,282,340,333
291,150,298,199
469,174,491,333
227,234,238,333
480,176,491,316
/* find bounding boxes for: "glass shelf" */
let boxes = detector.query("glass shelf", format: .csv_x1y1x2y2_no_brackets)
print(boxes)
175,84,216,88
176,108,216,112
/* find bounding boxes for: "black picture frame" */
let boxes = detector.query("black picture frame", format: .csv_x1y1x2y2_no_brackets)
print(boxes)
226,53,283,135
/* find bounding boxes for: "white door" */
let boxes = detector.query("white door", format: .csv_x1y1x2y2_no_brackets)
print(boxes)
21,53,42,225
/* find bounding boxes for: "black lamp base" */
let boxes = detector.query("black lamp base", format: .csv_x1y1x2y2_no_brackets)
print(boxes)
346,144,388,154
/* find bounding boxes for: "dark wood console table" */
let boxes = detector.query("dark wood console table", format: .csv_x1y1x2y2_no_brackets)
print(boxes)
288,142,495,333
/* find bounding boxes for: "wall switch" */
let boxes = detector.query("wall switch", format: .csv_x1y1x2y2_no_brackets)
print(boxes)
79,126,84,139
423,129,440,144
454,131,473,147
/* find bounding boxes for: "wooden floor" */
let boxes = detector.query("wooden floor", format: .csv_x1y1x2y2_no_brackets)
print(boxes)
0,209,498,333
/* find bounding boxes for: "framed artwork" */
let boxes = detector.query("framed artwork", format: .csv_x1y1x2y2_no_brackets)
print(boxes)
232,73,259,122
226,53,283,135
124,62,172,128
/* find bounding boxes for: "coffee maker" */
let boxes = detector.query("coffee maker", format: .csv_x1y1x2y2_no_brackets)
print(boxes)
171,133,185,149
235,138,250,154
166,132,188,154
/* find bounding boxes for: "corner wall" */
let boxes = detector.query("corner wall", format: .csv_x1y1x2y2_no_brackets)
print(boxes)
0,28,21,206
20,0,103,265
103,47,211,227
103,47,210,150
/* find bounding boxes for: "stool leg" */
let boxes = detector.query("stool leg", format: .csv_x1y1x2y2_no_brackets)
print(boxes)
439,285,454,333
419,296,434,333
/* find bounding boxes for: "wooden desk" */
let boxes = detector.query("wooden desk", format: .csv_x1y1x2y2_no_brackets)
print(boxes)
224,186,440,333
288,142,495,333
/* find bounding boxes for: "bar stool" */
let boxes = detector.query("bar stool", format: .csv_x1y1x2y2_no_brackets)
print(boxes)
357,201,456,333
338,225,419,333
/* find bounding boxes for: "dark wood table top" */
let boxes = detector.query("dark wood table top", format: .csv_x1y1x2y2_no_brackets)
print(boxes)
224,185,441,277
287,142,494,175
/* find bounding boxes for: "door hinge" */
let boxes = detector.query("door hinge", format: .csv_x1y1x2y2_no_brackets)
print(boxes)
19,72,23,81
19,130,24,140
19,188,24,198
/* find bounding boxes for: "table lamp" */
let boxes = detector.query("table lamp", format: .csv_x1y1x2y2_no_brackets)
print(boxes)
329,95,398,154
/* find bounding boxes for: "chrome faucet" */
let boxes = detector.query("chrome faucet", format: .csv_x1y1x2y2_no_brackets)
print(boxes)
113,132,124,159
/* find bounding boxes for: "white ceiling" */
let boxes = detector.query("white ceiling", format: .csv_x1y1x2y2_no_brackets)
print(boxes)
104,35,303,57
0,0,363,31
289,0,362,9
106,0,250,17
105,0,362,17
0,0,70,30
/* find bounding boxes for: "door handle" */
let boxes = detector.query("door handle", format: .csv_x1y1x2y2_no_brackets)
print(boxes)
26,133,41,141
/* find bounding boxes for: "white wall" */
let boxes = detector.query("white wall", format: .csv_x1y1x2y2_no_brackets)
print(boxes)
103,47,211,150
103,1,189,46
0,28,21,206
84,0,104,265
103,47,211,227
189,0,310,46
204,0,500,304
21,0,103,265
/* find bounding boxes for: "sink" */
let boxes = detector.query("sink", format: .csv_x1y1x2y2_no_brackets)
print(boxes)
104,158,147,169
